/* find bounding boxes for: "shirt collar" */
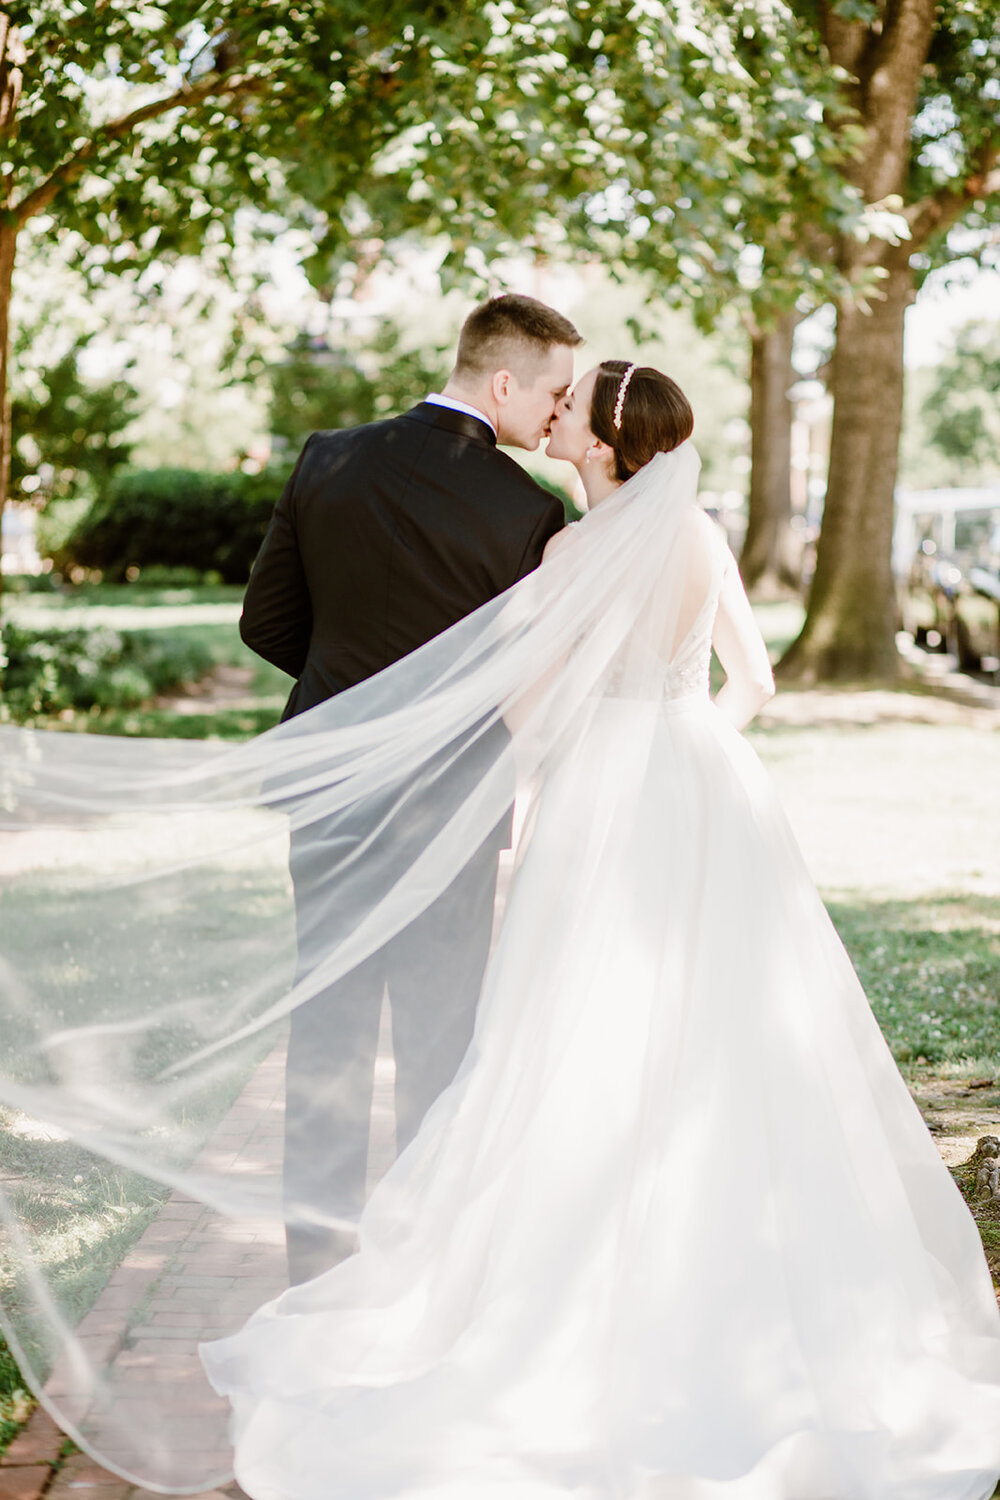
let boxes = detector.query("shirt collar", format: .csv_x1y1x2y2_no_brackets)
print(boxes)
425,393,497,439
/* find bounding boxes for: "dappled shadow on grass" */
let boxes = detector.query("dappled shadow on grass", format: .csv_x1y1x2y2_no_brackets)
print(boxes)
0,1125,169,1373
0,853,293,1366
753,684,1000,734
830,891,1000,1286
0,855,294,1084
829,891,1000,1071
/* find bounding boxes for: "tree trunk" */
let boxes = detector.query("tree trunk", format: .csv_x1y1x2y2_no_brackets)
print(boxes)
778,261,913,683
0,221,14,619
0,11,25,622
740,312,800,597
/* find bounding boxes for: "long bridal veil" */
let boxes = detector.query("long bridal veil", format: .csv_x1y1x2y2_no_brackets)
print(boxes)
0,443,713,1491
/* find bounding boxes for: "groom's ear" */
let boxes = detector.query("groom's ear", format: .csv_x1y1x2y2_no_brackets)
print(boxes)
491,369,514,405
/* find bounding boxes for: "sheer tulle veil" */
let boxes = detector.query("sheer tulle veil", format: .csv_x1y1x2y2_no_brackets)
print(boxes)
0,442,711,1489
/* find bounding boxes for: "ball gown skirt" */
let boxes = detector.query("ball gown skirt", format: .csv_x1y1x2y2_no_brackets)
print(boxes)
201,688,1000,1500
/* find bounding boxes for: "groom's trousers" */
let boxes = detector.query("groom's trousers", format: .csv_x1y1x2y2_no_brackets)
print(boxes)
282,799,508,1287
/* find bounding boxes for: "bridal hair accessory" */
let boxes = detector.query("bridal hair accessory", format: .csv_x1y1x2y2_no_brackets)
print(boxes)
612,364,637,430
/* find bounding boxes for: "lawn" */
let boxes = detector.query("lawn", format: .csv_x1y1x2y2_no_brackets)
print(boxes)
0,811,295,1394
1,584,999,1451
3,580,290,738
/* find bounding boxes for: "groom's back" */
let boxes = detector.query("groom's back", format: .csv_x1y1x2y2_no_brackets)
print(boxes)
240,402,565,720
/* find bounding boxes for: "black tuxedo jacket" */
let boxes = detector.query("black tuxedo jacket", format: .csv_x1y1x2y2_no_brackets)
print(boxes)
240,402,566,721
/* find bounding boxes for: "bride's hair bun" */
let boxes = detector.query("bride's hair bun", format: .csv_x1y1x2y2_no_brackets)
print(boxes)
591,361,694,480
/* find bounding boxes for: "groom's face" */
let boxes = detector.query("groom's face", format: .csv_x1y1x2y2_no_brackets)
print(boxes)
496,345,575,450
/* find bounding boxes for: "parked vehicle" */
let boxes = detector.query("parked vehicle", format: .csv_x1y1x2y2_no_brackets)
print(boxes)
954,558,1000,673
894,487,1000,674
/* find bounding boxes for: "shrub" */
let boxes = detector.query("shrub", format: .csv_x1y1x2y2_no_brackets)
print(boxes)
0,570,64,596
0,623,215,723
59,466,291,584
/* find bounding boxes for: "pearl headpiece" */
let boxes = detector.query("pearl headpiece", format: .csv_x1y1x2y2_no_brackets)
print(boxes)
612,364,637,431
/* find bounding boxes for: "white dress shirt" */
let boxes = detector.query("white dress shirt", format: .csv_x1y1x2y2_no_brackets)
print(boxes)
424,393,497,438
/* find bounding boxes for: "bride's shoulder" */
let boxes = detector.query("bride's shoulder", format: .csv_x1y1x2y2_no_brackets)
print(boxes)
672,505,733,598
671,502,716,548
685,504,732,558
541,521,581,563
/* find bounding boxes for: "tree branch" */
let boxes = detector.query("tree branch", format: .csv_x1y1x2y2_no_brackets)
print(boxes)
905,136,1000,248
860,0,937,201
13,68,267,227
860,0,932,93
0,15,26,138
817,2,869,76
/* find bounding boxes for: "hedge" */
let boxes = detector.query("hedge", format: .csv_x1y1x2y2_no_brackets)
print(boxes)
60,466,290,584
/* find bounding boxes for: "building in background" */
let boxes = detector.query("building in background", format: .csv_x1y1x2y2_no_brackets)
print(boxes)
1,504,42,574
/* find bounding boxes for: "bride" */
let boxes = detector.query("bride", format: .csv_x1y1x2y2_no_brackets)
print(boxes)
190,362,1000,1499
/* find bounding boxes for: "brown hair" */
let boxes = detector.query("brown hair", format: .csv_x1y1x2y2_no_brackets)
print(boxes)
590,360,694,480
454,294,582,381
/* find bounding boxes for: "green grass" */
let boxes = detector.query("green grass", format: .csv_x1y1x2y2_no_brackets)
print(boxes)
4,580,246,613
0,1137,170,1358
828,894,1000,1072
0,852,294,1389
0,1337,32,1454
825,892,1000,1289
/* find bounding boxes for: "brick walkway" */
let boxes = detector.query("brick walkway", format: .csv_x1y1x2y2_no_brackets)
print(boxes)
1,1002,399,1500
0,1043,289,1500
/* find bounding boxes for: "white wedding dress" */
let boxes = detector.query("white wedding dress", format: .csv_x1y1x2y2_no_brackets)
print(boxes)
201,490,1000,1499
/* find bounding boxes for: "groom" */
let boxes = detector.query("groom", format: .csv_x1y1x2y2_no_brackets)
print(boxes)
240,293,582,1283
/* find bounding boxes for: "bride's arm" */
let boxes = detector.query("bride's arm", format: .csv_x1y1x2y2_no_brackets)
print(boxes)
711,552,775,731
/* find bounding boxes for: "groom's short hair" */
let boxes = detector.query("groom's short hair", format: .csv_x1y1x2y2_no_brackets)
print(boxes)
454,294,582,381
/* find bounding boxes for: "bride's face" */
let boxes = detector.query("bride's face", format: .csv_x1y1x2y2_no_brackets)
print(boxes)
545,366,600,466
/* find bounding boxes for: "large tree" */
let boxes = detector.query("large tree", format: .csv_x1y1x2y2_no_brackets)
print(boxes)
739,307,804,594
777,0,1000,681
